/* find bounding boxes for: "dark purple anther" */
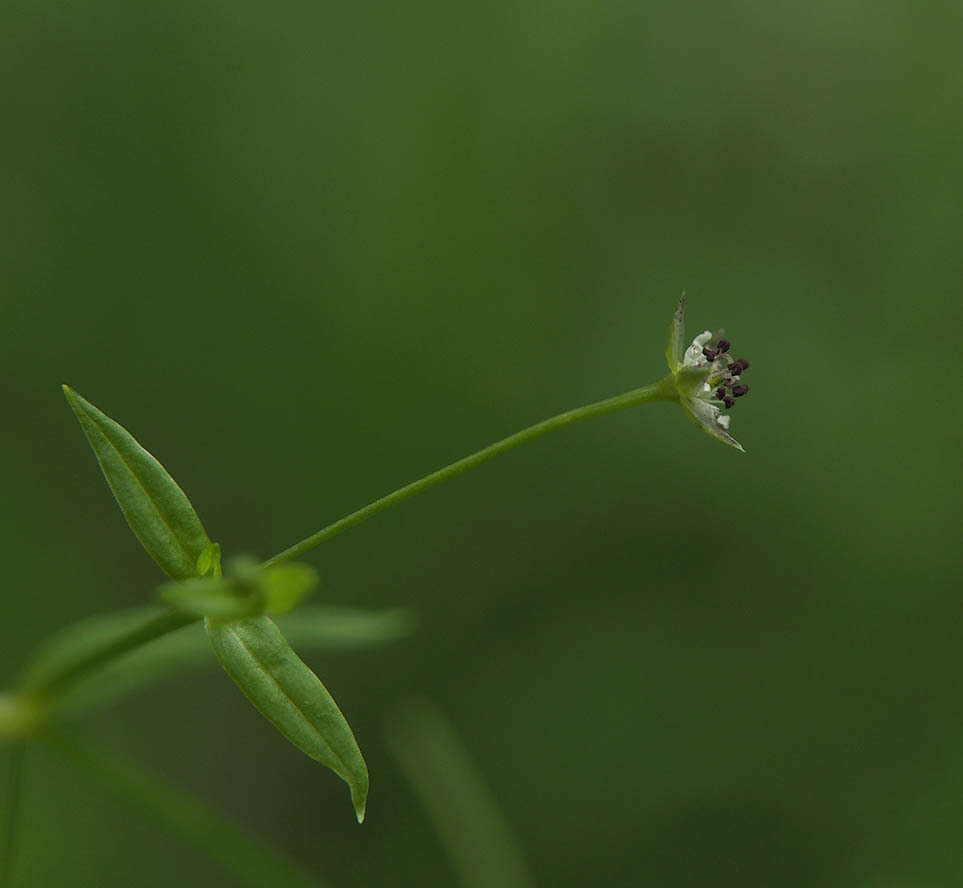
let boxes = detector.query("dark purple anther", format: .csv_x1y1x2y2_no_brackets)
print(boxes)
716,339,731,353
715,387,727,399
732,384,749,397
736,358,750,371
723,396,736,408
702,347,717,361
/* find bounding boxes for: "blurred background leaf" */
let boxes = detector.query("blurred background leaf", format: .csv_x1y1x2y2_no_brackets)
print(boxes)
46,730,324,888
22,604,414,720
387,697,533,888
1,0,961,884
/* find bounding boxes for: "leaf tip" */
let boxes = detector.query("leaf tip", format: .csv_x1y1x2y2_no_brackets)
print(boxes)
352,769,369,824
61,384,88,417
350,764,369,824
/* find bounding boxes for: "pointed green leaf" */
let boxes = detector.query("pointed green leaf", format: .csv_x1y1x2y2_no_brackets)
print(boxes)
63,386,213,580
666,292,687,371
206,616,369,823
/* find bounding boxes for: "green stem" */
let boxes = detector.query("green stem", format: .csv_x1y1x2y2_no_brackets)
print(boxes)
13,377,673,712
46,730,325,888
1,742,26,888
264,376,676,567
26,610,197,701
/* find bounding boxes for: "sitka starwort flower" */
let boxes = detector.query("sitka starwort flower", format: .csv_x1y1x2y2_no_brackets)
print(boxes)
665,293,751,452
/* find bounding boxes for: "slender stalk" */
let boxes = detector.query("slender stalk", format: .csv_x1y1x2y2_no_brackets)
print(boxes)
46,730,325,888
11,377,673,713
1,742,26,888
264,377,676,567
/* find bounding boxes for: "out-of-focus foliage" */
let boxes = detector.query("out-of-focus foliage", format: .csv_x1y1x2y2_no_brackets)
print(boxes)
1,0,961,884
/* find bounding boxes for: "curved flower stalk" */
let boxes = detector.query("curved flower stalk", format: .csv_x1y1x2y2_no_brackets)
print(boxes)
666,294,751,452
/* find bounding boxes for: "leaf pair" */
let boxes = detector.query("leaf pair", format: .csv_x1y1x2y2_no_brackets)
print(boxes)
160,560,318,621
62,386,370,821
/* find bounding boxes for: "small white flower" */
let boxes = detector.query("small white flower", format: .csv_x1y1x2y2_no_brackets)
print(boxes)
665,294,751,452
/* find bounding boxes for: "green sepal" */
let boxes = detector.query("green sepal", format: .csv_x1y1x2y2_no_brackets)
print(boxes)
666,293,687,371
62,386,213,580
206,615,369,823
678,398,746,452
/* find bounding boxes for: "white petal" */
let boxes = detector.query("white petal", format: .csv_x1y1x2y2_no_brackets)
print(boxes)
684,346,704,367
683,332,715,367
717,414,731,430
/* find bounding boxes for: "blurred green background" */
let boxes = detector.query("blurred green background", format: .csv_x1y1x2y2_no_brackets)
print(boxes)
2,0,962,885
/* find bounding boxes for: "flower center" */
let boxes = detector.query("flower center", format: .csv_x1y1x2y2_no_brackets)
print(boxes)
686,331,751,410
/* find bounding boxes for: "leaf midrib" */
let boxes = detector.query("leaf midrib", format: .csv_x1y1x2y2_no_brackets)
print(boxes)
89,411,196,573
229,625,349,775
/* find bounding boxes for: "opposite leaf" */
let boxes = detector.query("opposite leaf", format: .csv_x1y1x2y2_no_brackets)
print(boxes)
63,386,213,580
206,615,369,823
